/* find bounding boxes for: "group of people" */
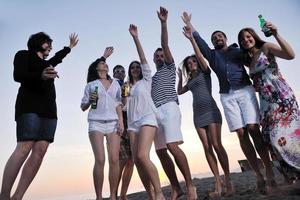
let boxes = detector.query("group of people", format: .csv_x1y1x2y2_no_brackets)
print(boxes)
0,6,299,200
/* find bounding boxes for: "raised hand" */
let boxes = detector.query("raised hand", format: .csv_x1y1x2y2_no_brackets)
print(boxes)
157,6,168,22
265,21,278,36
183,26,193,40
181,11,192,25
103,46,114,58
68,33,79,49
129,24,138,38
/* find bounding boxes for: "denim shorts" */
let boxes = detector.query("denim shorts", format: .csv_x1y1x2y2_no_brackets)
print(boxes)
16,113,57,143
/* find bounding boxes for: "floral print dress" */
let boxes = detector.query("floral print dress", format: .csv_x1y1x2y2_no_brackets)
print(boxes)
250,52,300,170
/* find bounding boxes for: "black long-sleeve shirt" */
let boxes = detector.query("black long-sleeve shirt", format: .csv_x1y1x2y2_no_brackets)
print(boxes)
13,47,71,120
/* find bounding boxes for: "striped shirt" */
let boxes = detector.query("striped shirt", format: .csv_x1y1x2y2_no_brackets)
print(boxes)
151,63,179,107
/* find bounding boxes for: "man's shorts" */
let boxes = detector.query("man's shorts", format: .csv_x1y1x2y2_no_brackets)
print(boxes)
154,102,183,150
16,113,57,143
220,85,260,132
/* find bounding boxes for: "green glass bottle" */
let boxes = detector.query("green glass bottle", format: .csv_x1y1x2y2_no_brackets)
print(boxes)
91,86,98,109
258,14,272,37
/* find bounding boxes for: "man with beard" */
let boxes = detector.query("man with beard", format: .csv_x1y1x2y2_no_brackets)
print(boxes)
182,12,275,194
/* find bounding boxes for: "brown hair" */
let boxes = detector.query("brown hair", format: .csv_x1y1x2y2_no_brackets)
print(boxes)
238,28,266,65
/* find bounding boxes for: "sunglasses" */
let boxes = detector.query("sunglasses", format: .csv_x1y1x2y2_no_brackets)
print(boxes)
114,69,125,74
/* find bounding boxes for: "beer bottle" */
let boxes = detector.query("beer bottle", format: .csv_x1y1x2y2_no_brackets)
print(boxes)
122,83,130,97
258,14,272,37
91,86,98,109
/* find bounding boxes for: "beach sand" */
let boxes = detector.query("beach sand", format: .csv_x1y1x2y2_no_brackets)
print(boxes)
105,169,300,200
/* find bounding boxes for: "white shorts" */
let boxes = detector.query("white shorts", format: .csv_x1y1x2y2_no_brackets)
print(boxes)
220,85,260,132
89,120,118,135
154,102,183,150
128,113,158,133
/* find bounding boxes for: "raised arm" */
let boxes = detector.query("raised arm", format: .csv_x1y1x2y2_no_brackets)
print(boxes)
182,11,213,63
183,26,209,72
102,46,114,60
157,6,174,64
177,68,189,95
181,12,196,32
129,24,147,64
91,46,114,67
48,33,78,67
68,33,79,49
263,22,295,60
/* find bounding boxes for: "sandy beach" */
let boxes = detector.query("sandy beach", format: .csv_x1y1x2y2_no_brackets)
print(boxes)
105,169,300,200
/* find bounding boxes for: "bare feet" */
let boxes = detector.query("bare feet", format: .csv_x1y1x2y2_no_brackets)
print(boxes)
209,180,222,198
156,191,166,200
170,187,184,200
109,193,117,200
266,179,277,194
224,179,234,197
256,179,267,195
96,197,103,200
119,195,128,200
187,186,197,200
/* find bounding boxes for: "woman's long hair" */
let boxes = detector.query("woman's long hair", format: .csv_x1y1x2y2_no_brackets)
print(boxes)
181,54,201,82
87,58,111,83
238,28,266,65
128,60,143,84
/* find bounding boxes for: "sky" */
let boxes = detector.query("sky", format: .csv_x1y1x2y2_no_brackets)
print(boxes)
0,0,300,199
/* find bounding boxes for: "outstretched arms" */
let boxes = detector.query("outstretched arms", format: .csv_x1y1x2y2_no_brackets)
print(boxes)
129,24,147,64
157,6,174,64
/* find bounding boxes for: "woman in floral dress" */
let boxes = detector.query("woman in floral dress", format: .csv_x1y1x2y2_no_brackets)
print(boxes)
238,22,300,176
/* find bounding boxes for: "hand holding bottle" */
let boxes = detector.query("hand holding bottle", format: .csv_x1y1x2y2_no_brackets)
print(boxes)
90,86,98,109
258,14,272,37
264,21,278,37
122,82,131,97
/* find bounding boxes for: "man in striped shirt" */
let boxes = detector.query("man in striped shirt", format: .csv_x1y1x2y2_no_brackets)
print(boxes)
152,7,197,200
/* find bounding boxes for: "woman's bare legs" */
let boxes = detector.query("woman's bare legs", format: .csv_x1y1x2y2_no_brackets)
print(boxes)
106,133,121,200
89,132,105,200
207,123,233,196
